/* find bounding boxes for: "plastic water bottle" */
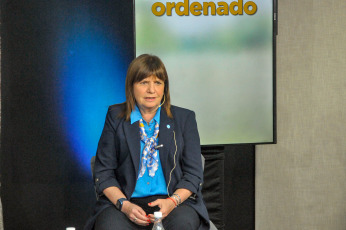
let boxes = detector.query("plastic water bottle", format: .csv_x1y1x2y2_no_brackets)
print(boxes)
152,212,165,230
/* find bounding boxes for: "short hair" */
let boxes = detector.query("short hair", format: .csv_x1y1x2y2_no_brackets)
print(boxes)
121,54,172,121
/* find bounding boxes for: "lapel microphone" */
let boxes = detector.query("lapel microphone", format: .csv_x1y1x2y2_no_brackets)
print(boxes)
155,144,164,149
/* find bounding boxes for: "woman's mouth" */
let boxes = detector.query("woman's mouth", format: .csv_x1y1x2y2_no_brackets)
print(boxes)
144,97,156,101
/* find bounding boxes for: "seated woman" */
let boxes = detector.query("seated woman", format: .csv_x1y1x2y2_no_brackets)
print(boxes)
84,54,210,230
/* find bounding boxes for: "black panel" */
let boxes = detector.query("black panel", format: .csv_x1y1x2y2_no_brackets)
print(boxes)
202,146,225,230
202,145,255,230
1,1,134,229
224,145,255,230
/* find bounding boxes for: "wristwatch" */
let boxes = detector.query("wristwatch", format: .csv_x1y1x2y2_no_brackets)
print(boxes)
115,198,128,211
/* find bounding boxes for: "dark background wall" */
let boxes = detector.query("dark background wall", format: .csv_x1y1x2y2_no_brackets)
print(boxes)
1,1,134,229
1,1,255,229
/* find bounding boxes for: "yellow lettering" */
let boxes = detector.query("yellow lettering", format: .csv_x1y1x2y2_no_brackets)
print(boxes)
244,1,257,15
176,0,189,16
203,2,216,16
152,0,258,17
190,2,202,16
152,2,166,16
217,1,229,16
230,0,243,15
166,2,176,16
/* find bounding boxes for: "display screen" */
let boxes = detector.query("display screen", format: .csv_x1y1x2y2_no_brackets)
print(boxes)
135,0,275,145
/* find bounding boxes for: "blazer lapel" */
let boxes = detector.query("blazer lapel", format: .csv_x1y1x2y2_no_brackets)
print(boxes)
158,110,175,180
123,120,141,178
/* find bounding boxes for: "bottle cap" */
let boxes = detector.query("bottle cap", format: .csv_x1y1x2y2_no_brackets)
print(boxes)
154,212,162,218
66,228,75,230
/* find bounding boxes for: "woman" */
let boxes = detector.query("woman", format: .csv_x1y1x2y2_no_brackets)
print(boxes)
84,54,210,230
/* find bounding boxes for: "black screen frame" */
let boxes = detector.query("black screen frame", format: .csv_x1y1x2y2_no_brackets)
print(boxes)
133,0,278,145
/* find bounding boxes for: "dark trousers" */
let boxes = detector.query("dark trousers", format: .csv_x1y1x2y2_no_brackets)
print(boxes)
94,196,201,230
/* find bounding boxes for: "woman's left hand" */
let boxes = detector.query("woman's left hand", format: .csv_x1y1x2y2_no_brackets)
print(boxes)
147,198,176,221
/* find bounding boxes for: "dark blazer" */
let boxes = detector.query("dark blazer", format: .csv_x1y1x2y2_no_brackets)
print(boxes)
84,103,209,230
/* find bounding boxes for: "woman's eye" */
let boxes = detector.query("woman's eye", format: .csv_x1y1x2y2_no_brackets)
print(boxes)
155,81,163,85
140,81,148,85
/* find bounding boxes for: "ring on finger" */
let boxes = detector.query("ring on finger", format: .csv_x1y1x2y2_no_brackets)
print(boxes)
134,217,138,222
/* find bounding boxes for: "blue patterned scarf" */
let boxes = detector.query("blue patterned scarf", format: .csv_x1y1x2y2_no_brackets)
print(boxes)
138,119,160,178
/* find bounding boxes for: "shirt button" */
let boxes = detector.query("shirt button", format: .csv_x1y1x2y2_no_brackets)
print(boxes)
149,128,151,131
147,182,150,185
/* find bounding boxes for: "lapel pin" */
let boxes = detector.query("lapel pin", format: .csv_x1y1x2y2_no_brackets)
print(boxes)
167,124,170,129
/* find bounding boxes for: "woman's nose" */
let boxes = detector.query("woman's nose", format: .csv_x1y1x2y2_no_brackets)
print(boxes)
147,83,155,93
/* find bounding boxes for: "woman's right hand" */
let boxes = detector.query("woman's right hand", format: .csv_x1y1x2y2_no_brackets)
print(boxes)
102,187,150,226
121,201,150,226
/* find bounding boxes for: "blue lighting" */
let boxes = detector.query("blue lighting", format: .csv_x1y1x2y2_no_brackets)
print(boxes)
59,25,127,172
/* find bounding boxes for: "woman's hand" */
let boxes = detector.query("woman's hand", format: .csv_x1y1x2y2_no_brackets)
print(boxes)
121,201,150,226
147,198,176,222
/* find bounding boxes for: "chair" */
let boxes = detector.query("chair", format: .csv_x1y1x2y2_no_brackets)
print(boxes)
90,156,218,230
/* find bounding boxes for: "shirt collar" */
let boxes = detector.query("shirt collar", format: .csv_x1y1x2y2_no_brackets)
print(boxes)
130,105,161,125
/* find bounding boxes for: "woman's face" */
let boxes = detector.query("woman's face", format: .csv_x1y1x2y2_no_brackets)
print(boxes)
133,75,165,113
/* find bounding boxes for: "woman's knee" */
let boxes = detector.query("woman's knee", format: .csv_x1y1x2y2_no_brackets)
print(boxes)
95,206,131,230
163,205,201,230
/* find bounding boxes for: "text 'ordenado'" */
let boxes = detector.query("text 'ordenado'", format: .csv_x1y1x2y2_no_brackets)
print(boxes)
152,0,258,16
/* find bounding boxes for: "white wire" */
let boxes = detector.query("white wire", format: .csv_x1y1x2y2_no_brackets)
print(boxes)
166,130,177,197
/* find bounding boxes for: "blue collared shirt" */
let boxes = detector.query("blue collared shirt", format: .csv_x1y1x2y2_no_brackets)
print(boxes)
130,106,167,198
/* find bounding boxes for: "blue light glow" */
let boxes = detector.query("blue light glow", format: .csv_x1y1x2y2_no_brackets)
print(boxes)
60,25,127,172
